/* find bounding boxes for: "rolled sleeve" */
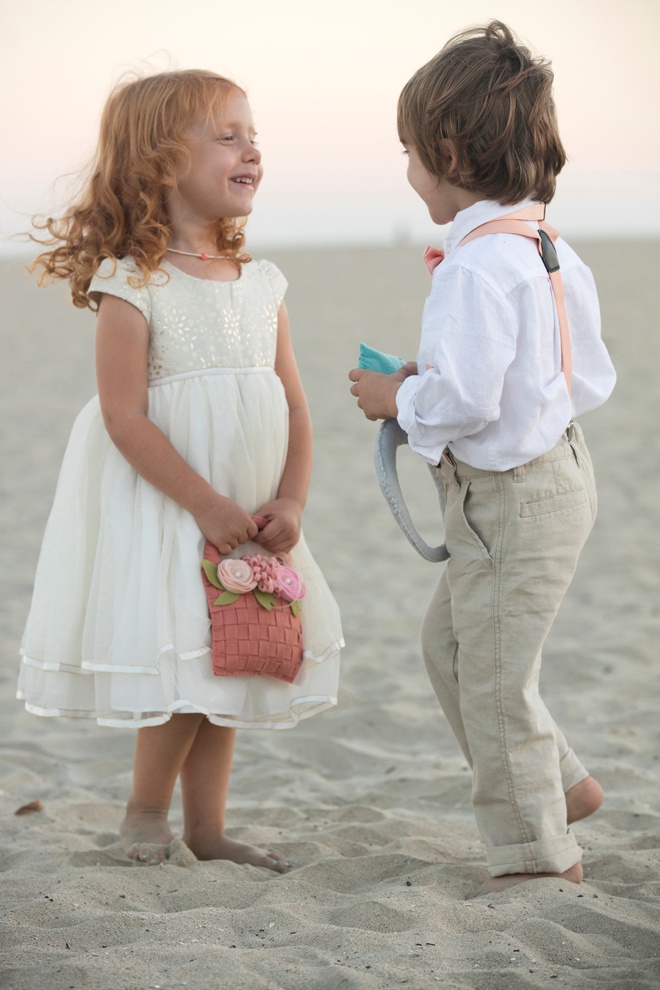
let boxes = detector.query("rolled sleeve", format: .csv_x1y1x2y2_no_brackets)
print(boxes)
397,266,516,465
396,374,451,465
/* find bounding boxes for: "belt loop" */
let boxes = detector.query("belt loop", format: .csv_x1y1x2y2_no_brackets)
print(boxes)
439,447,460,490
566,421,580,466
513,464,525,483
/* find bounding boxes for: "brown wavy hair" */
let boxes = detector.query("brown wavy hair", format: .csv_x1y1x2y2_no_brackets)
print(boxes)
30,70,252,309
397,21,566,205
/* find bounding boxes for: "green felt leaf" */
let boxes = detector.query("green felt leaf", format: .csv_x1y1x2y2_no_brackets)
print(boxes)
290,600,301,618
254,589,277,611
214,591,240,606
202,559,224,589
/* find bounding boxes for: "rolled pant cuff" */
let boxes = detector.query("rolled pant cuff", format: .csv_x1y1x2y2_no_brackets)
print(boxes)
487,831,582,877
560,747,589,793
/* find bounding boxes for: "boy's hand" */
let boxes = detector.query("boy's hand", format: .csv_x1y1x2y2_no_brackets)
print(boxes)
348,363,417,421
253,498,302,555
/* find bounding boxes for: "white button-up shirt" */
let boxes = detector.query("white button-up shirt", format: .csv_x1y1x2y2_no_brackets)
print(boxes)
396,198,616,469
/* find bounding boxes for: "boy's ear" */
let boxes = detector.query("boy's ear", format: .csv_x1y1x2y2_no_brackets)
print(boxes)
443,141,460,181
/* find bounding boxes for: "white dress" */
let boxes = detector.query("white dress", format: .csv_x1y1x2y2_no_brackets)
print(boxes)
18,257,343,729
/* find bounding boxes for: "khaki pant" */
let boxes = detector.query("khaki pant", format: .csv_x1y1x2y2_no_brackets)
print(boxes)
422,423,597,876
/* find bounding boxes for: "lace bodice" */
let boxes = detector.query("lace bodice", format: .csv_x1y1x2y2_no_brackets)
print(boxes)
89,258,287,381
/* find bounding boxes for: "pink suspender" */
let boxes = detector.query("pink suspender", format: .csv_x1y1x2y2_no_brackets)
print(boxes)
426,205,572,394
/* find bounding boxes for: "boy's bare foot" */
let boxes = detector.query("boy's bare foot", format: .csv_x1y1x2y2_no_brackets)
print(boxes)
566,776,604,824
468,861,583,899
120,807,175,865
183,831,291,872
467,777,601,897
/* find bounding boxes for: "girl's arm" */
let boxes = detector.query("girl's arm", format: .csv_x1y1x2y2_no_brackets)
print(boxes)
95,293,259,555
254,301,312,555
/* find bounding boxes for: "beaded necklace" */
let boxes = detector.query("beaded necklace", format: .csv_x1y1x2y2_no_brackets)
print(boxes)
166,247,229,261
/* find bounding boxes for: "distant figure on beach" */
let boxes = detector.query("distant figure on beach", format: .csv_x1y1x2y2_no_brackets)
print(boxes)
349,22,615,897
18,70,342,868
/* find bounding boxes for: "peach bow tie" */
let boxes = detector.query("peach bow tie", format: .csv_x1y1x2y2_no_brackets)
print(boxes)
423,245,445,274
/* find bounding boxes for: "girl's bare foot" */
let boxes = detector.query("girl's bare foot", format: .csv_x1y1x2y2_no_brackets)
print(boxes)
120,806,175,865
469,860,583,899
183,830,291,872
566,775,604,824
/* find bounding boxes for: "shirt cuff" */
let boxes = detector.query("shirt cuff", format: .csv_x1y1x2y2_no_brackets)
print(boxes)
395,375,420,435
395,374,449,466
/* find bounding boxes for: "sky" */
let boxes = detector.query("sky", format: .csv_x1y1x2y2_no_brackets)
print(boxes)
1,0,658,252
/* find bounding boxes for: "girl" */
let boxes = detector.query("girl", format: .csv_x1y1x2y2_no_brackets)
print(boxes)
18,70,343,870
350,23,615,896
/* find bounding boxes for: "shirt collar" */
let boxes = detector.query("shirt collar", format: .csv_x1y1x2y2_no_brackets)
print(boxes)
443,197,539,255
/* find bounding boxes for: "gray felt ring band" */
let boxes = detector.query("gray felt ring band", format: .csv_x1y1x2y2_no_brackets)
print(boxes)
374,419,448,563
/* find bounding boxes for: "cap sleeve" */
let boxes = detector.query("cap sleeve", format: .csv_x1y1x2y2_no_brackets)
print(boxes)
258,260,288,308
88,257,152,322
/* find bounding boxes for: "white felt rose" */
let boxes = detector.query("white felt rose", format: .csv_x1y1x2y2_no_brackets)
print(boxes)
217,559,258,594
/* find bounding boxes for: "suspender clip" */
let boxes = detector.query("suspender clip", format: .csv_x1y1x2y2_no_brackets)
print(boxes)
538,229,560,273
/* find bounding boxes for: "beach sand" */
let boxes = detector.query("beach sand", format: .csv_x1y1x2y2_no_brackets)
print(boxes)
1,243,659,989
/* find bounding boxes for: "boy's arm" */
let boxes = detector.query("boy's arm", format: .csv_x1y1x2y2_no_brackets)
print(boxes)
394,267,517,463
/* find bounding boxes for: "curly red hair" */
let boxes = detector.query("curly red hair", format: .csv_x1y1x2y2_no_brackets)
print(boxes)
30,70,252,310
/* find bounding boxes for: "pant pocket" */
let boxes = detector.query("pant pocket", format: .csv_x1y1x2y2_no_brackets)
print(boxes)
519,486,587,518
447,479,495,563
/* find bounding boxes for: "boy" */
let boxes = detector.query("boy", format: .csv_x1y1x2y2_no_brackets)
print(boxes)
349,21,615,897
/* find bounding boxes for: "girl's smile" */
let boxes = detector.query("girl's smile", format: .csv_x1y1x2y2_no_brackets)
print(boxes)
167,91,263,234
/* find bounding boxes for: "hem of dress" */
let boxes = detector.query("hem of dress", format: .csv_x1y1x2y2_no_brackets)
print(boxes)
19,639,343,675
18,695,338,730
20,652,161,676
304,639,345,663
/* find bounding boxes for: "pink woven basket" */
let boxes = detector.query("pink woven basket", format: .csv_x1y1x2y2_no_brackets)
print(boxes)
202,541,304,683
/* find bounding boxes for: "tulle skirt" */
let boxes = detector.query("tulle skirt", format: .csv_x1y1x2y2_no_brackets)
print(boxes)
18,368,342,728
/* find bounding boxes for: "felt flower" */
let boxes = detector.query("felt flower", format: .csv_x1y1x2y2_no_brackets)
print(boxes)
244,553,280,594
217,558,257,594
276,565,306,603
202,551,304,616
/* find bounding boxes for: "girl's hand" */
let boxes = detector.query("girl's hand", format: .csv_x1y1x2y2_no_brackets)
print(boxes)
195,493,259,555
348,363,417,421
253,498,302,555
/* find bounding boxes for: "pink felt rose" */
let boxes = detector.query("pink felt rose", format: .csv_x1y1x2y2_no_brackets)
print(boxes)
217,558,257,594
244,553,280,593
275,565,306,602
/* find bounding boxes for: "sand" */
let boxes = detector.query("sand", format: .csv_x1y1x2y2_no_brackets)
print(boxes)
1,242,659,989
